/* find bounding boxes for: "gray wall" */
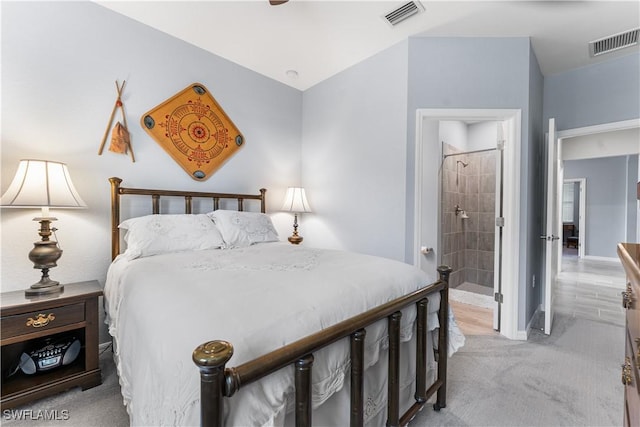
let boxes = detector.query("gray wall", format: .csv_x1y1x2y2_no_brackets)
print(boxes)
2,1,637,339
544,54,640,131
301,41,409,261
564,156,628,258
302,36,546,331
526,44,545,329
1,1,303,294
544,52,640,255
405,37,542,330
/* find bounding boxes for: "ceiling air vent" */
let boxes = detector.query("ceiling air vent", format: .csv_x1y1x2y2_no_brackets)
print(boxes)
383,1,424,27
589,28,639,57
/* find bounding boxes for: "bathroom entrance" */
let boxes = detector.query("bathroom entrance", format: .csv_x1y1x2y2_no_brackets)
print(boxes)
414,109,521,339
440,121,503,329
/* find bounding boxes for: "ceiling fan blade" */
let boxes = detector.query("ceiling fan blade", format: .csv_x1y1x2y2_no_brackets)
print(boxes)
269,0,288,5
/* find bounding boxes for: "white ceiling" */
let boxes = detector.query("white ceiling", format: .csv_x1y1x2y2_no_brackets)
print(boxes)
96,0,640,91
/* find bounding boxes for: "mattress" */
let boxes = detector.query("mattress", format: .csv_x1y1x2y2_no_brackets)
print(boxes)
104,242,464,426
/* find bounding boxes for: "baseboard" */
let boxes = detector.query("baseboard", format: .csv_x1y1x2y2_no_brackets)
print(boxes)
516,304,544,340
99,341,112,352
583,255,620,263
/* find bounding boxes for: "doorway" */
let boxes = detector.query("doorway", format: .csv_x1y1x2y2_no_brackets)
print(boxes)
414,108,522,340
555,119,640,270
542,118,639,334
561,178,586,260
439,124,499,298
440,134,499,333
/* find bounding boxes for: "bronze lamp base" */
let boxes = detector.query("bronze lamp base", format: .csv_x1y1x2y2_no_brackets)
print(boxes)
287,233,303,245
25,217,64,296
26,271,65,296
287,213,303,245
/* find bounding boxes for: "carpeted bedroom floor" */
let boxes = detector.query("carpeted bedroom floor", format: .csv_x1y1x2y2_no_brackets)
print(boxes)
3,312,623,427
2,343,127,427
411,312,623,426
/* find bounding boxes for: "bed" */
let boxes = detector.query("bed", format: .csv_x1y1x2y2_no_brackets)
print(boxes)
104,177,464,426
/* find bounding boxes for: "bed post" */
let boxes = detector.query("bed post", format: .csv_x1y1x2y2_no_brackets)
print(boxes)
387,311,402,426
109,177,122,261
434,265,451,411
294,354,314,427
259,188,266,213
350,329,366,425
193,341,234,427
414,298,429,404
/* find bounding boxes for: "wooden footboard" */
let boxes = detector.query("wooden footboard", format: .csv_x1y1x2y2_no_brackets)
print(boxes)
193,266,451,427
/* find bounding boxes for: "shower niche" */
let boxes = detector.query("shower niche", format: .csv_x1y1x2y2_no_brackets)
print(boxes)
440,121,500,296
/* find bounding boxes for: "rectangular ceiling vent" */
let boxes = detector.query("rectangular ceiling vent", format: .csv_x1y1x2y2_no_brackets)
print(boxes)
589,28,639,57
383,1,424,27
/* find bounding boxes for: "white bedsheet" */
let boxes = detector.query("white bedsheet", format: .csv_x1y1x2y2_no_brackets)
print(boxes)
104,242,464,426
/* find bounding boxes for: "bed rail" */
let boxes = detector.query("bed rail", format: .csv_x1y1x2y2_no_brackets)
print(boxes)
193,266,451,427
109,177,266,260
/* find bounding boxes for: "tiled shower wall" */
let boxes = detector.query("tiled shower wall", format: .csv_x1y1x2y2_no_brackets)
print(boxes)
441,143,496,290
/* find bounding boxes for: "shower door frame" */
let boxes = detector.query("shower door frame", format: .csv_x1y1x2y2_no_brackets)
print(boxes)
414,108,522,340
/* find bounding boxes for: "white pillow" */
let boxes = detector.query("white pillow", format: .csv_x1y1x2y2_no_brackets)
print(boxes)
207,210,279,248
119,214,225,259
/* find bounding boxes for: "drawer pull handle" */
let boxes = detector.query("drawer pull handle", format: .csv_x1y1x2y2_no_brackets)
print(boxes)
622,283,634,309
622,357,633,386
26,313,56,328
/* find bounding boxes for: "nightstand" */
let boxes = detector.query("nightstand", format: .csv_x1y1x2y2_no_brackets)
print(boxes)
0,280,103,409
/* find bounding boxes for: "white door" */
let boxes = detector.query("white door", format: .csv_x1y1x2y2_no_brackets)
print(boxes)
493,121,505,331
543,118,561,335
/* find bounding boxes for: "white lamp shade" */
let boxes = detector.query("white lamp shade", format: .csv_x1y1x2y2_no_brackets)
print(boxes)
281,187,311,213
1,160,87,208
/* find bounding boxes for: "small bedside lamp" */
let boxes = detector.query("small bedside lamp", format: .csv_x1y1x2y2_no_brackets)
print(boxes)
281,187,311,245
1,160,87,296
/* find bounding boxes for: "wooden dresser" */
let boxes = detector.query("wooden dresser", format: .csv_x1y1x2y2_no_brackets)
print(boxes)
618,243,640,427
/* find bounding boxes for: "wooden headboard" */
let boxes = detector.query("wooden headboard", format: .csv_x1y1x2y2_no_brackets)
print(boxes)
109,177,266,260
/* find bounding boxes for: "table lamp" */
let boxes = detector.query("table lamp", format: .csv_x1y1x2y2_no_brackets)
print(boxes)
281,187,311,245
1,160,87,296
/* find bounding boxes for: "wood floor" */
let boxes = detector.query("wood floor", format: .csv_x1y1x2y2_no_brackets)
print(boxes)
555,254,626,327
450,254,627,335
450,300,498,336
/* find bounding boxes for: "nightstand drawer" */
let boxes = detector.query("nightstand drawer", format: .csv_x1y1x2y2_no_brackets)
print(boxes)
1,302,85,339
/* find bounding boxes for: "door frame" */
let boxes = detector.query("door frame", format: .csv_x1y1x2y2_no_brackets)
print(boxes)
556,118,640,258
561,178,586,260
414,108,522,340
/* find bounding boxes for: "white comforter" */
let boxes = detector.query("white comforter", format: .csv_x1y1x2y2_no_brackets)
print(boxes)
104,242,463,426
